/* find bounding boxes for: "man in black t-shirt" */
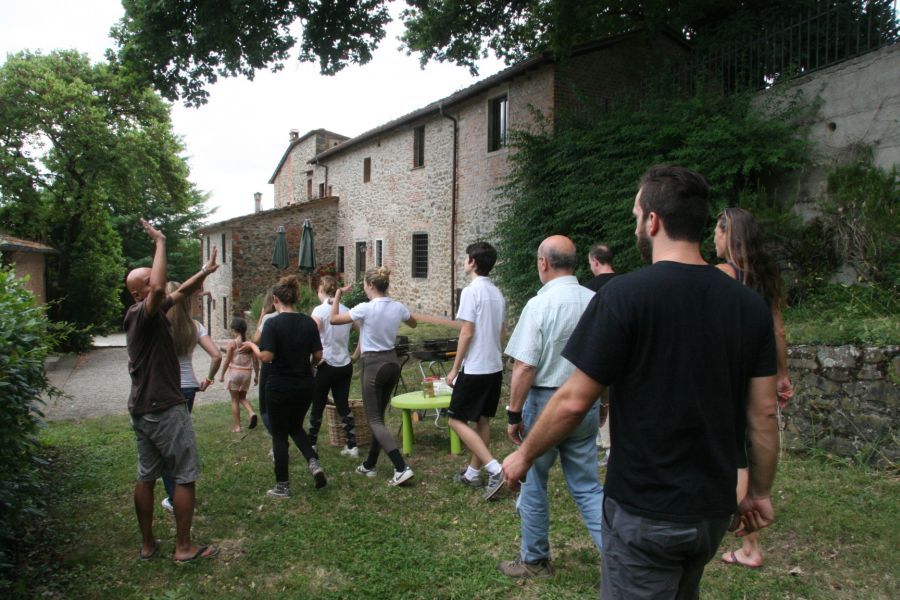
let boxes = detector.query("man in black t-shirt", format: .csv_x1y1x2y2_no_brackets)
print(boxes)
583,243,617,292
503,166,779,598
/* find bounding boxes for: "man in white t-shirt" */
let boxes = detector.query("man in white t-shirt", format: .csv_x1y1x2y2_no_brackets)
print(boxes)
446,241,507,501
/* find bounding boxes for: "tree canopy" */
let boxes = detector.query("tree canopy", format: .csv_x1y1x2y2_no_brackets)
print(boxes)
0,51,205,340
112,0,897,106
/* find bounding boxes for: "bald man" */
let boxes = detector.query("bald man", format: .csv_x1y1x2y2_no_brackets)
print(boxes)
125,218,220,563
497,235,603,579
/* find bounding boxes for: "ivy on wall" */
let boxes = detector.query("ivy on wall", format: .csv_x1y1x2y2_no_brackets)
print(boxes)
493,90,815,311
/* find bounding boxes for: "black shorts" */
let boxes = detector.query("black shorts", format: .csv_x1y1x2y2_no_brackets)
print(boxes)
448,369,502,422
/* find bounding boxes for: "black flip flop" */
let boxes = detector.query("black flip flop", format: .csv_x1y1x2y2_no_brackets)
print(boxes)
175,544,219,564
138,539,160,561
249,414,258,429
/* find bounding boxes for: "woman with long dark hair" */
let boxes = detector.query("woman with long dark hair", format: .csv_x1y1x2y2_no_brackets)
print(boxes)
332,267,417,486
715,207,793,569
243,275,325,497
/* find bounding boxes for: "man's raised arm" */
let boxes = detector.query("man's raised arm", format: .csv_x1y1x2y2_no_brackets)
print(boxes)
141,218,167,317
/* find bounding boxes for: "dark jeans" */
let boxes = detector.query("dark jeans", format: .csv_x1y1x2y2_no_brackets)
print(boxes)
162,387,197,502
600,497,730,600
308,362,355,448
359,351,402,468
268,386,317,483
258,363,272,434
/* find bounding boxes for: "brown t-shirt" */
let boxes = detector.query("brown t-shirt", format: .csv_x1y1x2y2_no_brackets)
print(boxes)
124,297,185,415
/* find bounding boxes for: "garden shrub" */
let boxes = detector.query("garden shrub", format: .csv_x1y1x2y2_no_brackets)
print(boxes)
0,265,55,586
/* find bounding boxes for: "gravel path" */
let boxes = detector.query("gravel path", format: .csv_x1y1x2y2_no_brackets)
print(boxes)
43,343,234,421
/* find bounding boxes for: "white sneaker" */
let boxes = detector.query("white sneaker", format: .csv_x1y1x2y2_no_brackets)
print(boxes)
388,467,414,487
308,458,327,489
355,464,377,478
161,497,174,513
340,445,359,458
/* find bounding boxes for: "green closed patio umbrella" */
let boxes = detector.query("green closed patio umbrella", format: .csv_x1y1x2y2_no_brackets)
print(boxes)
299,219,316,272
272,226,289,269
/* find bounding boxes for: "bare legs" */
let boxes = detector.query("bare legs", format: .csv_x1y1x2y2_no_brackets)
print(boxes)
450,416,494,467
723,468,763,567
135,479,213,561
230,389,257,432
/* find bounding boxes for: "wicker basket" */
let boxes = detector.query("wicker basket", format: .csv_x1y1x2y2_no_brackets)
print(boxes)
325,399,371,447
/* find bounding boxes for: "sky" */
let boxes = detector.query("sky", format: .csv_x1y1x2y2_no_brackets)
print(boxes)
0,1,506,222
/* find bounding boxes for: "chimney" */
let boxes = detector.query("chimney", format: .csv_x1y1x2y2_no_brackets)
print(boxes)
253,192,262,213
289,129,299,141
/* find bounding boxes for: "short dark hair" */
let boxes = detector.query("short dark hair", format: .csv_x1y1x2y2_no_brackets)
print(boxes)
466,241,497,276
589,244,614,266
638,165,710,243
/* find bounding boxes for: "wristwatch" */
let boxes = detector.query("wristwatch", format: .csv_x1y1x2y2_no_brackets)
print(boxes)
506,405,522,425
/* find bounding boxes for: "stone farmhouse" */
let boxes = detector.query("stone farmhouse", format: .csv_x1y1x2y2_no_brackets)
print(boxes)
196,31,690,337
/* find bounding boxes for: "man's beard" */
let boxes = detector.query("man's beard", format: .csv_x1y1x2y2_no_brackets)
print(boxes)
636,227,653,264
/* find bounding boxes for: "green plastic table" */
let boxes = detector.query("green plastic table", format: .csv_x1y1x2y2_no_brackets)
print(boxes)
390,391,462,456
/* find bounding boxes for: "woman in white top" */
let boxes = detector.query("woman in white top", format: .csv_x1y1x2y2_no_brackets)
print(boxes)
332,266,417,486
160,281,222,512
307,276,360,456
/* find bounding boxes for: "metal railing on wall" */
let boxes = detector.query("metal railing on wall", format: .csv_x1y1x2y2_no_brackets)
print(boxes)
692,0,898,93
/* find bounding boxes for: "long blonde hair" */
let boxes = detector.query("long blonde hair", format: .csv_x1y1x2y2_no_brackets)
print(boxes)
166,281,199,357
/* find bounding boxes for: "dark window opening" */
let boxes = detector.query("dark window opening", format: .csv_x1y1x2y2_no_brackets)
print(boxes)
375,239,383,267
488,94,508,152
363,157,371,182
223,297,228,330
413,126,425,168
412,233,428,278
355,242,367,281
337,246,345,272
318,183,325,198
307,179,312,199
221,233,226,263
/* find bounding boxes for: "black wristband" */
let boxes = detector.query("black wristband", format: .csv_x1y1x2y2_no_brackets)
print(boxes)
506,409,522,425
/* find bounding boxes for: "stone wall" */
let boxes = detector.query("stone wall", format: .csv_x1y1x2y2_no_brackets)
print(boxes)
784,344,899,465
199,198,338,339
317,117,455,315
453,64,556,308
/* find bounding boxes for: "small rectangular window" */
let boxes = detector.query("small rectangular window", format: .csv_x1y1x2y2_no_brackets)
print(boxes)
337,246,345,272
206,236,210,260
223,297,228,330
375,239,383,267
221,233,226,264
411,233,428,278
363,157,371,182
307,179,312,199
318,183,325,198
488,94,508,152
413,126,425,168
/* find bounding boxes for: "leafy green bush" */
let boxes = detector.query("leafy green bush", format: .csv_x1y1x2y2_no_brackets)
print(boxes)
0,266,56,585
494,89,813,310
785,283,899,344
821,156,899,286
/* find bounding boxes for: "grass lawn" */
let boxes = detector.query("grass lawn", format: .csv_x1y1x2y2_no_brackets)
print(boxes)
13,403,899,599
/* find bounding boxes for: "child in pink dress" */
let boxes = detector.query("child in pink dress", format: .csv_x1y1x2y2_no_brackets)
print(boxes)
220,317,259,432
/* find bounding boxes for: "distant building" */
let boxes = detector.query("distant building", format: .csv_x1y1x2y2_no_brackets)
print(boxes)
197,31,691,337
0,233,58,305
